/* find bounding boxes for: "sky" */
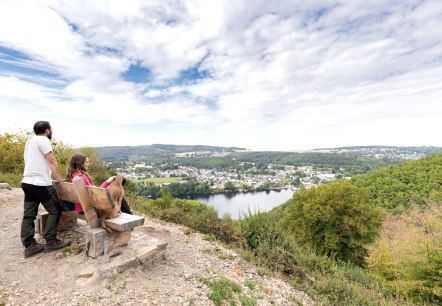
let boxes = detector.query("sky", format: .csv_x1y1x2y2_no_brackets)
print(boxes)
0,0,441,151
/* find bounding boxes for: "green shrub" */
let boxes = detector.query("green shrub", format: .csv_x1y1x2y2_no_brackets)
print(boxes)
0,172,22,187
286,181,383,266
0,132,28,173
240,210,282,251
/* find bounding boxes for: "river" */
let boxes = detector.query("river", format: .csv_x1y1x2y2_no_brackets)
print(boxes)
193,189,295,219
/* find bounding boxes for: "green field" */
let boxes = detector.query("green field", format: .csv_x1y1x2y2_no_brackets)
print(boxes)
135,177,183,184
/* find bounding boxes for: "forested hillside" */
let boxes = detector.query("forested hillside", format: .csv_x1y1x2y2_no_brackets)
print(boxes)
351,152,442,211
96,144,245,161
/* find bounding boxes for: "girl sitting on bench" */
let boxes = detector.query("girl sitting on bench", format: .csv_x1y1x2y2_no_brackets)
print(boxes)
65,153,132,214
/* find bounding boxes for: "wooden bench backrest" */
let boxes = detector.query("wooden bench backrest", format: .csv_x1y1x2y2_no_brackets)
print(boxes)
53,179,114,229
53,181,114,210
52,182,80,203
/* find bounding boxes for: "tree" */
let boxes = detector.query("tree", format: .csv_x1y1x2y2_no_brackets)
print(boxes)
285,180,383,266
0,132,28,173
224,181,236,192
0,131,76,186
80,146,113,183
291,177,301,187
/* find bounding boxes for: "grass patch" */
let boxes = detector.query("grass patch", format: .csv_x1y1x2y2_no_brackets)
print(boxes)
201,277,243,306
240,296,257,306
61,246,73,253
244,280,257,290
203,233,217,241
289,294,304,305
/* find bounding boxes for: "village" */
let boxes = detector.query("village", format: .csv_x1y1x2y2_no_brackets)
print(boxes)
113,161,341,191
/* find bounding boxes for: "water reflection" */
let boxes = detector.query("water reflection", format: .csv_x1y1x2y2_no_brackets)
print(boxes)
193,189,294,219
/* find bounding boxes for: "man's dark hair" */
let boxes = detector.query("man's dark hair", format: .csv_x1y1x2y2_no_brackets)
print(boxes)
33,121,51,135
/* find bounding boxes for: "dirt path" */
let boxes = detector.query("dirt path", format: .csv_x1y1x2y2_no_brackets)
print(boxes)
0,188,314,306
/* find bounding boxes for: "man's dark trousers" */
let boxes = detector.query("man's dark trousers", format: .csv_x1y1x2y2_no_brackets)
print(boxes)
21,183,62,247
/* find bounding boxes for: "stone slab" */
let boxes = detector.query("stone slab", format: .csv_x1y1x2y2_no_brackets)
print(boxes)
115,257,138,273
0,183,11,189
136,245,158,263
78,264,95,278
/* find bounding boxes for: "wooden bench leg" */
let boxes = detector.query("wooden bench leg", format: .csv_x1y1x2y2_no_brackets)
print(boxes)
36,212,78,234
35,212,49,235
85,228,132,258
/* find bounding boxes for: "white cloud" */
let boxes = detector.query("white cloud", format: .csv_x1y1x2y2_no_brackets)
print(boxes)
0,0,441,150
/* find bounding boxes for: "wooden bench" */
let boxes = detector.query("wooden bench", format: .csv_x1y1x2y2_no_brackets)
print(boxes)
36,177,145,257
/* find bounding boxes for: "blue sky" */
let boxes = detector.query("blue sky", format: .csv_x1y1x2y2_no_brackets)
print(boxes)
0,0,441,150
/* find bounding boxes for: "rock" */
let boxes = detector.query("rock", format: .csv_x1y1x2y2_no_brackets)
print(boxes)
78,265,95,278
11,280,20,287
0,183,11,189
115,257,138,273
183,272,192,280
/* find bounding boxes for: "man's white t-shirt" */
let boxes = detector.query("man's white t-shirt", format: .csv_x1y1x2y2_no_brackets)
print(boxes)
22,135,53,186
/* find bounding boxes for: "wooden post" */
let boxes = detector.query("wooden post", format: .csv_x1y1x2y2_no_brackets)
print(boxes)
85,228,132,258
73,177,100,229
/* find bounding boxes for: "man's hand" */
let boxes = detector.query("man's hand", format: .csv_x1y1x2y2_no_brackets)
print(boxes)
106,176,115,183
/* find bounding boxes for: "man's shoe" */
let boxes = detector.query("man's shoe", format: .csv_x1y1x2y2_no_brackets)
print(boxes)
44,239,71,253
24,242,45,258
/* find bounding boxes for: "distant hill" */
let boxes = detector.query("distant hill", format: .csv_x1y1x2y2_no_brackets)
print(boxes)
351,152,442,211
95,144,246,161
314,145,442,156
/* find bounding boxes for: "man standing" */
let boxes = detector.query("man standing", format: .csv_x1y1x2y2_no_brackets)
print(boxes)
21,121,71,258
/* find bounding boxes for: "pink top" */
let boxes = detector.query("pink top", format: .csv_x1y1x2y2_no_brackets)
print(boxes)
71,170,110,212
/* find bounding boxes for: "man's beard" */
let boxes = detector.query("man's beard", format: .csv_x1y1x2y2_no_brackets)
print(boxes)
47,132,52,140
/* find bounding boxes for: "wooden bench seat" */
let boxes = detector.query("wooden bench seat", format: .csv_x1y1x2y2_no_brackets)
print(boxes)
36,177,144,257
